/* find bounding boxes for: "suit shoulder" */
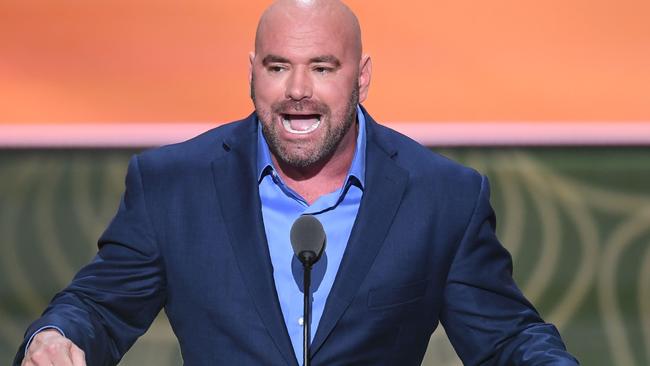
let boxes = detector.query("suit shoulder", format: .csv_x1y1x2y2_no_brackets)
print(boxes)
373,123,482,187
371,123,487,225
135,115,254,170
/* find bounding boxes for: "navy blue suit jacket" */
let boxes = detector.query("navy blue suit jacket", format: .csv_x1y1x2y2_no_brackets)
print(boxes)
16,109,578,365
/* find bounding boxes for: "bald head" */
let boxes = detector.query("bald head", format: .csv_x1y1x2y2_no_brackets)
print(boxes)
255,0,363,60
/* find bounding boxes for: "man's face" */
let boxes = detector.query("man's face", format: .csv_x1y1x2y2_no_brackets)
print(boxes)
250,9,370,169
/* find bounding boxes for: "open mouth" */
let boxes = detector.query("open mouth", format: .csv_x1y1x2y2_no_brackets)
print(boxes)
281,114,321,134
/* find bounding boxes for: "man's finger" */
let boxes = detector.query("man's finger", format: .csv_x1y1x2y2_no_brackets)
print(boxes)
47,340,76,366
70,344,86,366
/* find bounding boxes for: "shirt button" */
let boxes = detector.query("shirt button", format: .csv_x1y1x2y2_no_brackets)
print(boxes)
298,317,304,326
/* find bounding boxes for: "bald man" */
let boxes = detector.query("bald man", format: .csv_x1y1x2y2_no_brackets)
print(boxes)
16,1,578,365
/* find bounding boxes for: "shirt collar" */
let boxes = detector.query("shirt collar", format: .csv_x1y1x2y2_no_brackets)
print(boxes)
256,105,367,189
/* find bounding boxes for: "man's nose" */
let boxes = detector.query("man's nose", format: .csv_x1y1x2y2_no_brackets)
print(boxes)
285,68,313,100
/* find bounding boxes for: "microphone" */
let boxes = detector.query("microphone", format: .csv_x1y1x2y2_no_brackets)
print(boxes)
290,215,326,267
290,215,326,366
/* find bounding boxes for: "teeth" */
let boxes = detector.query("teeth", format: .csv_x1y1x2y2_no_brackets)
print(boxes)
282,116,321,134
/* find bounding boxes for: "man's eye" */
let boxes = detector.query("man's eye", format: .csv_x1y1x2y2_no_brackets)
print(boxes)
314,66,332,74
268,66,286,73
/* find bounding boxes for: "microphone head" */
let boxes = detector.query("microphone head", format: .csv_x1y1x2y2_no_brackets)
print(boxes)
290,215,326,267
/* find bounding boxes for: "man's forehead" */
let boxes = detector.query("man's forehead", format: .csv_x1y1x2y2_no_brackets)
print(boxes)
261,54,342,66
255,22,353,62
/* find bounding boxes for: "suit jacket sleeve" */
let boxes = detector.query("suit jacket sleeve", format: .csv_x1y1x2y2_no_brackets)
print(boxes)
440,175,579,365
15,155,166,366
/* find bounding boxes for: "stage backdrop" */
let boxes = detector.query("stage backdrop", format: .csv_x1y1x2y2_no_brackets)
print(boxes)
1,0,649,126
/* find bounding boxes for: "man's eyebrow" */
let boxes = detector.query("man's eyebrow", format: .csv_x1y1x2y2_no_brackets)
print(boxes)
310,55,341,67
260,54,342,67
262,54,290,65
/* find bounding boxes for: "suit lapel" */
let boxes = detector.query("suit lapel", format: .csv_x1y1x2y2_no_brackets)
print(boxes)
311,117,409,355
211,118,298,366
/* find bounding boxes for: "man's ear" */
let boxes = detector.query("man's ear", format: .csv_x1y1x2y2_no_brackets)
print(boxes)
248,51,255,85
358,54,372,103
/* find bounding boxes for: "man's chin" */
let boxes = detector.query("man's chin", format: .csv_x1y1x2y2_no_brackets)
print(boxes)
275,150,322,169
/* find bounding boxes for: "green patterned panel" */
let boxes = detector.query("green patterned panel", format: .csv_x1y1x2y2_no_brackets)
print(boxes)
1,148,648,365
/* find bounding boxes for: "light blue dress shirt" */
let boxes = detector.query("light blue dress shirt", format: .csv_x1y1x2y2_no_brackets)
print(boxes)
256,106,366,364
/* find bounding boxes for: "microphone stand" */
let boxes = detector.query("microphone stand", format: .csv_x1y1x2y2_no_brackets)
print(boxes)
290,215,325,366
303,262,312,366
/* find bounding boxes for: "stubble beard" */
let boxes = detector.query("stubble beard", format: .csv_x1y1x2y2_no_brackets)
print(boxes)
251,81,359,169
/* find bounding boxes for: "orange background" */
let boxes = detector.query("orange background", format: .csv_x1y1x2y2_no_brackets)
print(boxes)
1,0,649,124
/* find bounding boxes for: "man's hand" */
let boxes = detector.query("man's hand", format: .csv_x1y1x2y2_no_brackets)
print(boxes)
22,329,86,366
